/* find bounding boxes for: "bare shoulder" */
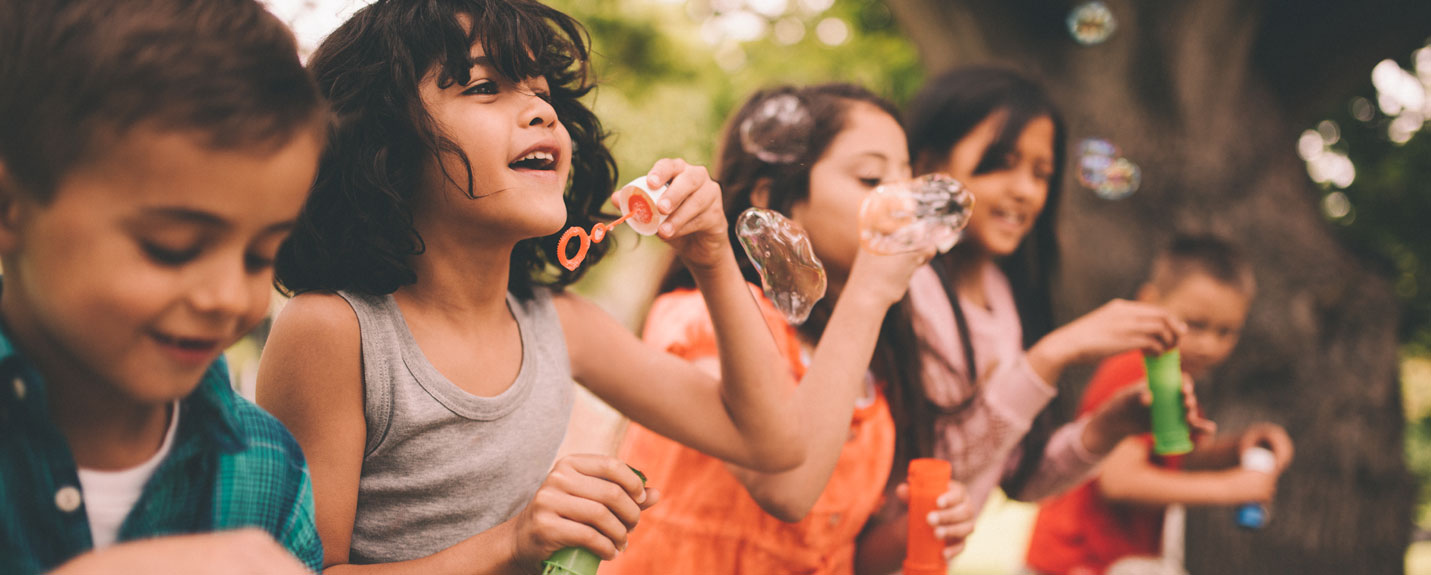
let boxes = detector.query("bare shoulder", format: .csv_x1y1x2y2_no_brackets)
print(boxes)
257,291,362,411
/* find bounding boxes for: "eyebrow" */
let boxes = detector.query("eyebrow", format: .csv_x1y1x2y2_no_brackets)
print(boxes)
134,207,294,234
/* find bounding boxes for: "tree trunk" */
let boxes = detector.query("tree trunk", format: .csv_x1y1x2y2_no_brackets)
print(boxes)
886,0,1425,572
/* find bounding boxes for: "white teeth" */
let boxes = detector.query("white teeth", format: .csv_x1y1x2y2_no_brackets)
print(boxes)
519,151,554,163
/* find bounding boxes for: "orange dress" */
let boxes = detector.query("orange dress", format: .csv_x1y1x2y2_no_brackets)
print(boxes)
606,289,896,575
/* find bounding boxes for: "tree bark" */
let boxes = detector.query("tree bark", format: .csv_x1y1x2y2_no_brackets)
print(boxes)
886,0,1426,572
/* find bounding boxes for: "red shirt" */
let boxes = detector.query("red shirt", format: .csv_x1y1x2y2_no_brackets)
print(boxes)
1024,351,1182,574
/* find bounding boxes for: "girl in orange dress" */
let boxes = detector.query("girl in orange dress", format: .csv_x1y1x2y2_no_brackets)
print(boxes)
607,84,974,575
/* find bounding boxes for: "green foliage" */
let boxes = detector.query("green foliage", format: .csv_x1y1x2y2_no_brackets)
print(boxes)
545,0,922,187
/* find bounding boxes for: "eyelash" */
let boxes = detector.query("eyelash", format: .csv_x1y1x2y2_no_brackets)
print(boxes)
462,79,553,103
142,243,201,267
142,243,276,273
859,177,882,188
462,80,499,96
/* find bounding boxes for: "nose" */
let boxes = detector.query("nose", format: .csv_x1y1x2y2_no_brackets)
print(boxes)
1010,168,1042,203
189,257,253,320
518,87,556,128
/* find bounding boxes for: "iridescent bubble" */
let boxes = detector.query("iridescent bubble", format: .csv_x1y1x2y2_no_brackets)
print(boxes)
859,173,975,255
1096,157,1142,200
1067,1,1116,46
1078,138,1141,200
739,93,814,164
735,207,827,325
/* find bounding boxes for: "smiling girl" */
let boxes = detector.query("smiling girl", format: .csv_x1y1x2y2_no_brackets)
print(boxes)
254,1,804,573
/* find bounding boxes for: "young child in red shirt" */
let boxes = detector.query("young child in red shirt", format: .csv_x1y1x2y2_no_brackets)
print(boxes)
1025,235,1295,575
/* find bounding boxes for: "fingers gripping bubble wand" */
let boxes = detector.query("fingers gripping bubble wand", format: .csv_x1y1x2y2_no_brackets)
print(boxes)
557,178,667,272
541,467,647,575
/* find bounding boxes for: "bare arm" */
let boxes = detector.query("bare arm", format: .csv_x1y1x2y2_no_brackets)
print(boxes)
723,249,919,520
1095,437,1277,507
48,530,311,575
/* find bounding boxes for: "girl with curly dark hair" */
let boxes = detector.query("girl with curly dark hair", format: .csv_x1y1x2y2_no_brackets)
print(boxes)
254,1,805,572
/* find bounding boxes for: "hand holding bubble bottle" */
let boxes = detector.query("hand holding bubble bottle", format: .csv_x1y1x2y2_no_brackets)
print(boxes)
1144,350,1194,455
541,467,648,575
904,458,953,575
858,173,975,255
1236,446,1276,529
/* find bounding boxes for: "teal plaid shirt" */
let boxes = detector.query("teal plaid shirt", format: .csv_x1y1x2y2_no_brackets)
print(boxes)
0,334,323,573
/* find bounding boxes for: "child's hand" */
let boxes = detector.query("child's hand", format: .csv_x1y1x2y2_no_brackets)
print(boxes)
1083,374,1214,453
1044,300,1187,366
638,159,730,271
50,529,310,574
845,245,936,311
895,479,976,560
508,455,658,569
1239,422,1295,470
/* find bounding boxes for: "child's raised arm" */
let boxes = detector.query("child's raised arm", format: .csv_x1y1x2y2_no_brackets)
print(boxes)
559,159,803,473
258,295,653,575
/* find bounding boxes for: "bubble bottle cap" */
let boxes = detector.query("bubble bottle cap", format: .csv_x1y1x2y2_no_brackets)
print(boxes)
612,177,668,236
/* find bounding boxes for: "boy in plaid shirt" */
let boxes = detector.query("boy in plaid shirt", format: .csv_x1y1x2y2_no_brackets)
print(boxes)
0,0,326,572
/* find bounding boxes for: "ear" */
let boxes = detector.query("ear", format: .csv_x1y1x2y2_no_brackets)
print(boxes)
1135,282,1160,304
750,177,773,209
0,160,28,255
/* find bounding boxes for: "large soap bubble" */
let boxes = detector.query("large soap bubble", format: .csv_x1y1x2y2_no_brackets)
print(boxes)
735,207,827,325
858,174,975,255
1067,1,1116,46
739,93,814,164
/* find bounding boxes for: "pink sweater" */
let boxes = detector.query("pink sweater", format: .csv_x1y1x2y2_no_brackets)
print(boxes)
907,264,1102,516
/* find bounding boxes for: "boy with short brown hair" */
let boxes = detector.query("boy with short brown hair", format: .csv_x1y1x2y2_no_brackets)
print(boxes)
0,0,326,572
1025,235,1295,575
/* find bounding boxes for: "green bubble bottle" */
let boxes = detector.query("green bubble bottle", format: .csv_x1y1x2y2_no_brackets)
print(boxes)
1144,350,1193,455
540,467,646,575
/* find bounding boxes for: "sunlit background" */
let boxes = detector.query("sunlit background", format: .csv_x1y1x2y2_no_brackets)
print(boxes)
234,1,1431,572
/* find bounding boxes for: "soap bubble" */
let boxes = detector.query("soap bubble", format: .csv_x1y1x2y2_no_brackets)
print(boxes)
859,174,975,255
1078,138,1141,200
1096,157,1142,200
1067,1,1116,46
739,93,814,164
735,207,827,325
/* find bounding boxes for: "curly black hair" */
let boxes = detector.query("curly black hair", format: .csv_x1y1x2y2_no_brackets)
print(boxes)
275,0,617,299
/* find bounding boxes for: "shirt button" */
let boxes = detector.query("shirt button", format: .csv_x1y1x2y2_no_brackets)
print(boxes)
12,378,24,400
55,486,82,513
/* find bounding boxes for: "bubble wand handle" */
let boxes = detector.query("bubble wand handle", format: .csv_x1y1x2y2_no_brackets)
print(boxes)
1145,350,1193,455
903,458,952,575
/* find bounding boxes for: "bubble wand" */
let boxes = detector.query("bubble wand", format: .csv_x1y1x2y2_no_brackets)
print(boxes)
557,178,667,271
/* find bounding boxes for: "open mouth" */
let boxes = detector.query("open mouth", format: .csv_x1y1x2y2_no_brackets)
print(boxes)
151,332,221,353
509,150,557,171
991,207,1028,228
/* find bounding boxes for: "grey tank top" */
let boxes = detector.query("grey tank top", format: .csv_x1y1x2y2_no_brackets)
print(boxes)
338,288,574,564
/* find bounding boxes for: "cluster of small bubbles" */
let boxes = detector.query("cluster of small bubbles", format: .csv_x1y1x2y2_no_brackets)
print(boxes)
735,208,827,325
859,174,975,255
1078,138,1141,200
1298,124,1355,189
740,93,814,164
1066,1,1116,46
